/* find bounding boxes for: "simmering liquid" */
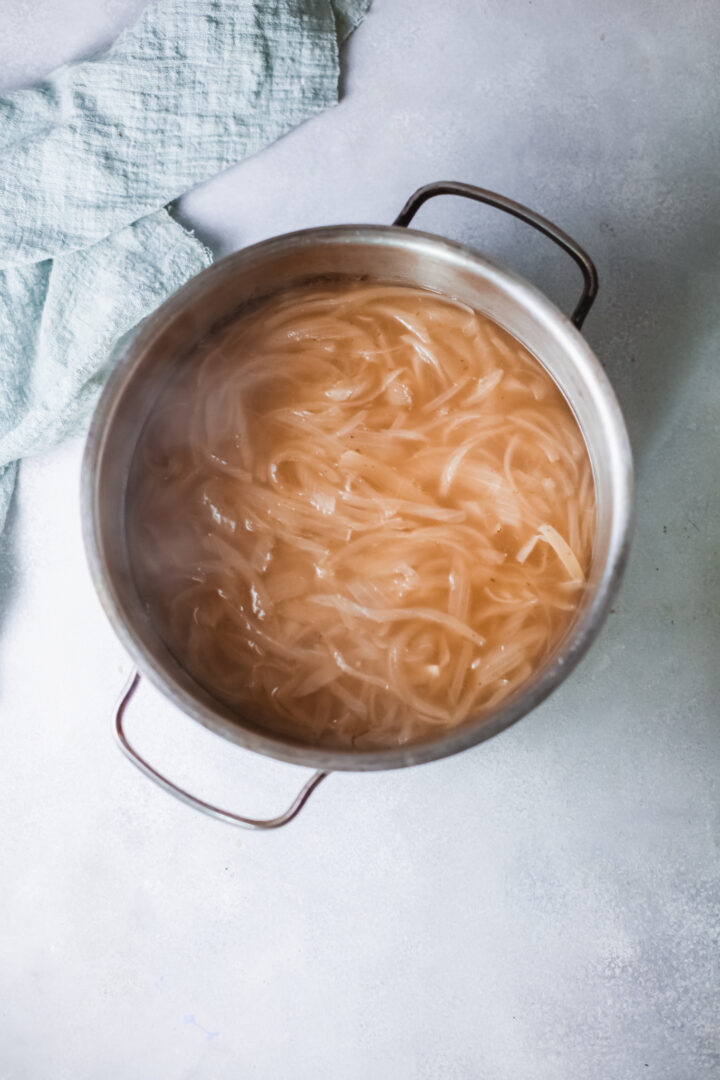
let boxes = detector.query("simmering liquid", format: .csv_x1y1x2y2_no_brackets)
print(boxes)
128,283,595,749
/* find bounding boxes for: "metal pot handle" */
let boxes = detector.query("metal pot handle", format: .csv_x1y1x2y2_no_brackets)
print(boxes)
114,672,328,829
394,181,598,330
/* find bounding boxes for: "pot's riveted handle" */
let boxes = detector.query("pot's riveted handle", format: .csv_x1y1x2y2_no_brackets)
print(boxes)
114,672,328,829
394,182,598,330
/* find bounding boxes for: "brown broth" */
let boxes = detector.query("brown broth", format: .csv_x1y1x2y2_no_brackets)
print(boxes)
128,282,595,748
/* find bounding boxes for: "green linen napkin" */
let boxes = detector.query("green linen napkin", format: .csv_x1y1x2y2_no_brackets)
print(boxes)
0,0,370,532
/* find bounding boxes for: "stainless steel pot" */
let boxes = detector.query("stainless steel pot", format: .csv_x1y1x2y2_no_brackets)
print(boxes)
82,182,633,828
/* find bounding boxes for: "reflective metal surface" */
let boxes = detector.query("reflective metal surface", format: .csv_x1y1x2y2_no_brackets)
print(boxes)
115,672,328,828
82,203,633,774
393,181,598,328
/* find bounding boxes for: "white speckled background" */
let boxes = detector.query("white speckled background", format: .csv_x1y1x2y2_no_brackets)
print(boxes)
0,2,718,1077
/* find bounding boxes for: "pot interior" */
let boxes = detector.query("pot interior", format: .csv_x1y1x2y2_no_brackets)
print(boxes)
83,225,632,771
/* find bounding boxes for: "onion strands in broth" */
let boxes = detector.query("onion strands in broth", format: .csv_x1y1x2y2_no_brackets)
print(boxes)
128,282,595,749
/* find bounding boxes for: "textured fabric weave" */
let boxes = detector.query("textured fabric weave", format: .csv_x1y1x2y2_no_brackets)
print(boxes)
0,0,369,532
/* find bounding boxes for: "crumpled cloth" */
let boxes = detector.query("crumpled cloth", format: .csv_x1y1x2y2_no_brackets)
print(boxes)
0,0,369,532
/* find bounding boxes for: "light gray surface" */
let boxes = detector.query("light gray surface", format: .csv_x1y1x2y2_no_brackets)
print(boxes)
0,1,718,1077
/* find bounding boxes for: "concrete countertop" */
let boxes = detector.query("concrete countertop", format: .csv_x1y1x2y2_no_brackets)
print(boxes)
1,1,718,1077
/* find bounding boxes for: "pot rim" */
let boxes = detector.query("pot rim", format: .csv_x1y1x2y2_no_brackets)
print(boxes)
82,222,634,772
